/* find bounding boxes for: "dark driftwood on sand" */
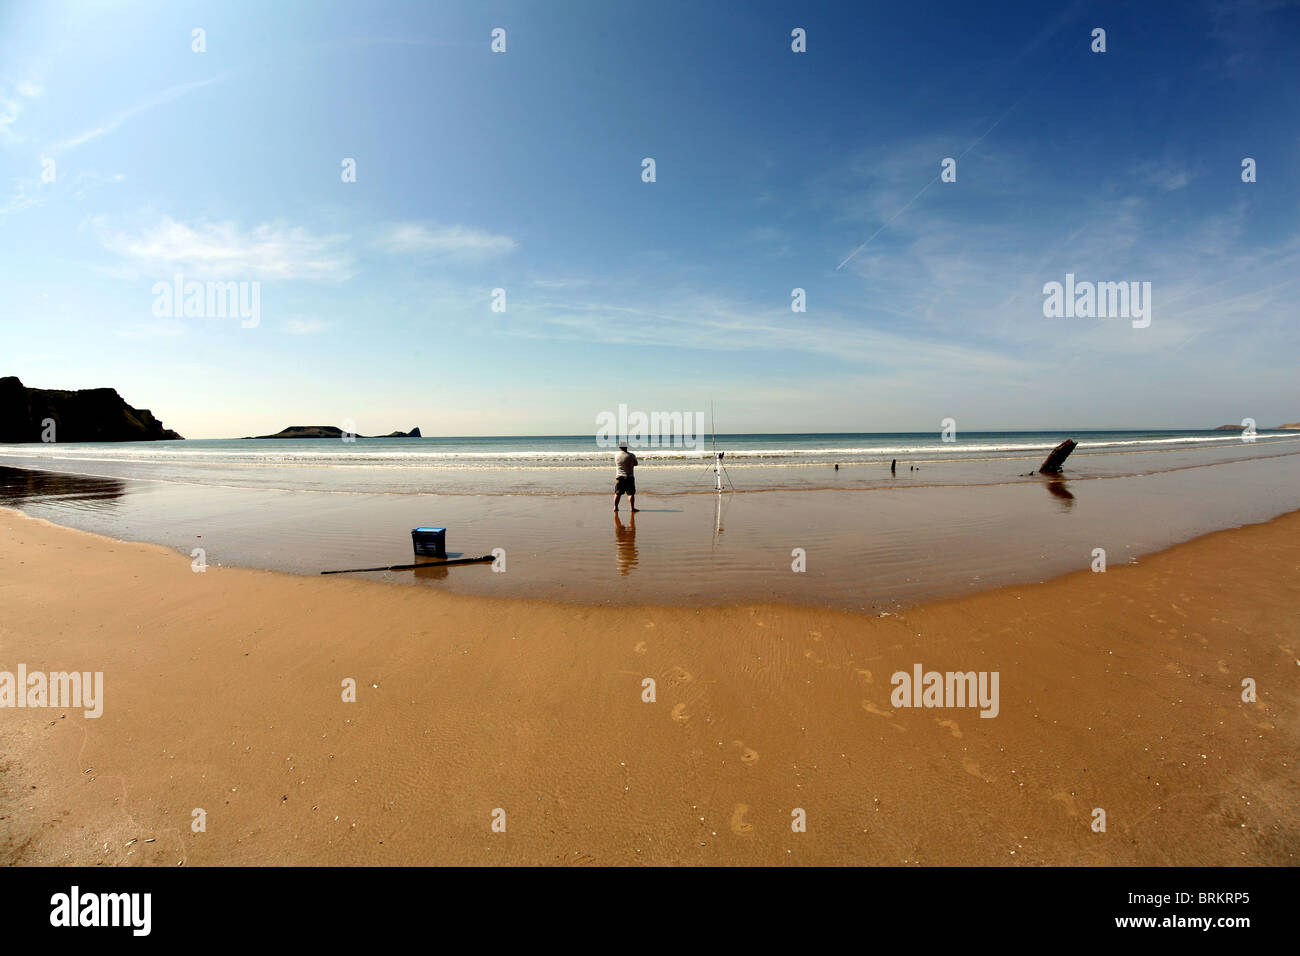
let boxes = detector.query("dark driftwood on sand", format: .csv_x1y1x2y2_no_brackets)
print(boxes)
1037,439,1077,474
321,555,495,574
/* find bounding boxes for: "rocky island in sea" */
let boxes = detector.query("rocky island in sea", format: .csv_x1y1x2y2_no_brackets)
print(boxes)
1214,423,1298,430
244,425,422,439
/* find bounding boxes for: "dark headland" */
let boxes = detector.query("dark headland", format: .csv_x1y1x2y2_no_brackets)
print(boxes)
0,376,182,442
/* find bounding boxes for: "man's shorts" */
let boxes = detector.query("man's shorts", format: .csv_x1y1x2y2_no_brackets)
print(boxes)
615,475,636,495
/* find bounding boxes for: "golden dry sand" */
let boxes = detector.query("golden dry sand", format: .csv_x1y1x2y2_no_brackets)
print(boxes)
1,506,1295,865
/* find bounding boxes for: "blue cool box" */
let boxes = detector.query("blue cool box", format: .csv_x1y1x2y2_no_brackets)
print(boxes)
411,527,447,558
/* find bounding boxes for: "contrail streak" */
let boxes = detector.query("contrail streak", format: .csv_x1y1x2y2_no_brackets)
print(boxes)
836,57,1061,271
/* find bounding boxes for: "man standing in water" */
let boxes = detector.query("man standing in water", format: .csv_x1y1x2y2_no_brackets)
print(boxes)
614,442,639,513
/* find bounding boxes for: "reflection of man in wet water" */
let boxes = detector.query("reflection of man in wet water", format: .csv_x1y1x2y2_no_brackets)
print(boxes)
613,510,638,575
614,442,638,513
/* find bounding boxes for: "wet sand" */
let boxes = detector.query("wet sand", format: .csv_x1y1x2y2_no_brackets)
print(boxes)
1,505,1295,865
3,444,1300,611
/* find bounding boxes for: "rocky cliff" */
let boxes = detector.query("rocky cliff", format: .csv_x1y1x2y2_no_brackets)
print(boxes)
0,376,183,443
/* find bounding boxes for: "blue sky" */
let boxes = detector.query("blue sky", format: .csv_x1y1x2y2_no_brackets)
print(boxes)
1,0,1297,438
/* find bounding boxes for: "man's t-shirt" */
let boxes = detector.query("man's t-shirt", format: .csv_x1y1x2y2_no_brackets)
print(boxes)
616,450,637,477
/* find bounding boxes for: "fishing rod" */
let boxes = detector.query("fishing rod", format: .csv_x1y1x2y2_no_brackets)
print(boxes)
708,399,735,492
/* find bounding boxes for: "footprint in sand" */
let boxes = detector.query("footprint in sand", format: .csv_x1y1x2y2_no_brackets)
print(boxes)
855,668,874,684
962,757,992,783
732,741,759,765
810,630,823,641
669,666,693,686
937,719,962,738
862,700,906,732
644,622,656,629
1050,792,1080,818
671,703,691,722
729,803,754,835
1216,660,1229,674
803,649,825,664
634,641,647,655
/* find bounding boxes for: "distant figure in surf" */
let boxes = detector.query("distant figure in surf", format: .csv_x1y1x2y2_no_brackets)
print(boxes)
834,463,839,471
891,459,896,474
614,442,639,513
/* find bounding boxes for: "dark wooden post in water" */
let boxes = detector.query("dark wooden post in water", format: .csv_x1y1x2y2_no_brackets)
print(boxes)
1037,438,1077,474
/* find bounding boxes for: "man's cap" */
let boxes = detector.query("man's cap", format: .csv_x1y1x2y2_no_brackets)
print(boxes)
618,442,628,449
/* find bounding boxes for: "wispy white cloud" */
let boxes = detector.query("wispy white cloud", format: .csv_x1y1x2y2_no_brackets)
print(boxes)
488,153,1297,383
1129,158,1196,192
731,226,794,258
1207,0,1297,71
0,177,42,217
0,169,124,222
494,286,1034,379
531,277,590,289
70,170,126,198
48,77,221,152
0,98,21,142
372,222,517,260
97,215,356,281
0,75,42,142
352,36,479,48
286,317,332,334
116,319,188,340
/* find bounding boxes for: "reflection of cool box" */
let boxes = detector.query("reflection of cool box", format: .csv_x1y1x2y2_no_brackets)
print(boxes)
411,527,447,558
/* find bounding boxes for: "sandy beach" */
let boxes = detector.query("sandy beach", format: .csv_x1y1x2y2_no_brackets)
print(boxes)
2,504,1295,866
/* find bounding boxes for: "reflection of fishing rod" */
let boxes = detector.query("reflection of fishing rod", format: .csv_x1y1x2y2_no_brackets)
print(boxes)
322,555,494,574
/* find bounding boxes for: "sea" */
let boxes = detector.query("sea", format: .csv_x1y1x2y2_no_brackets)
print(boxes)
2,429,1298,610
0,429,1296,496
